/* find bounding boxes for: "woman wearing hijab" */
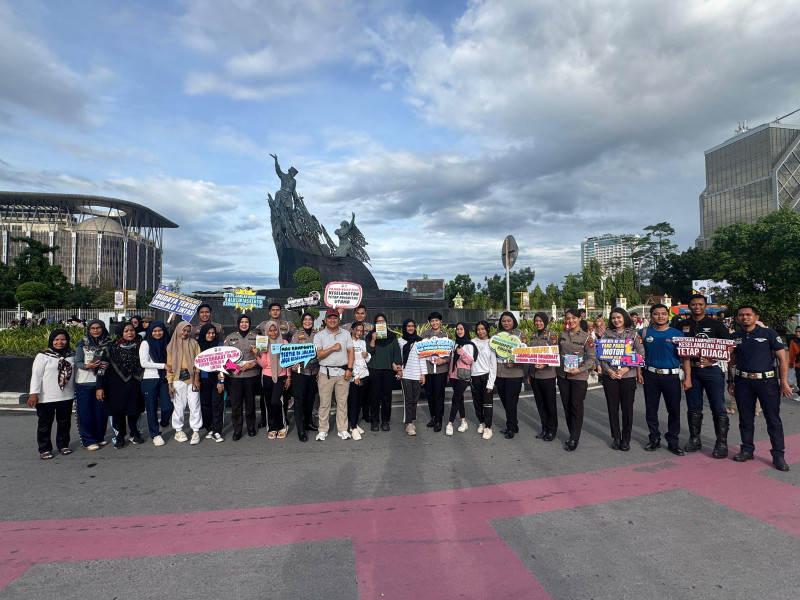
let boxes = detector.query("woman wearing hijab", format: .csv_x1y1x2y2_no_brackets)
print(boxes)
446,322,477,435
74,320,111,450
27,330,76,459
96,323,145,449
470,321,497,440
599,307,644,451
292,312,319,442
528,312,560,442
254,320,291,439
130,315,144,336
367,313,402,431
166,321,202,445
496,311,527,439
197,323,225,442
223,314,260,440
397,318,426,436
139,320,172,446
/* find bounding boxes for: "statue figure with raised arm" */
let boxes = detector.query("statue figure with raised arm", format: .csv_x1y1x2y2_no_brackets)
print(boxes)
270,153,300,209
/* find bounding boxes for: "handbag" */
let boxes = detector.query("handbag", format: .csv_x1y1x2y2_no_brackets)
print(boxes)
179,368,191,381
457,367,471,381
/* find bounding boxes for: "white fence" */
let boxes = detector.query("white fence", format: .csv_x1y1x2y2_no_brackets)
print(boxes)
0,308,156,328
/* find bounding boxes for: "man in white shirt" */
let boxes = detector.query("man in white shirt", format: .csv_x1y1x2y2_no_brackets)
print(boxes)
313,309,355,440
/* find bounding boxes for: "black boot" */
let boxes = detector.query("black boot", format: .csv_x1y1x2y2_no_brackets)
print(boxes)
684,411,703,453
711,415,729,459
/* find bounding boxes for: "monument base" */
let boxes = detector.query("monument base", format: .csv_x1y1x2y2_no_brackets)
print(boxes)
278,247,379,291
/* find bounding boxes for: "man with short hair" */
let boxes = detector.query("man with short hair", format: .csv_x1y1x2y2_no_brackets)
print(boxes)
421,311,452,432
314,309,355,441
677,294,731,457
191,304,224,341
728,305,792,471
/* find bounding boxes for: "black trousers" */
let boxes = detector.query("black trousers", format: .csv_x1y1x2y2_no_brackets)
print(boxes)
292,372,317,432
199,378,225,434
359,376,371,422
449,378,469,422
642,370,682,445
369,368,395,423
557,377,588,442
496,377,523,433
531,377,558,435
602,376,637,442
261,375,288,432
35,399,72,453
424,372,447,422
734,376,785,458
111,413,141,442
348,378,369,429
229,376,257,435
470,374,494,428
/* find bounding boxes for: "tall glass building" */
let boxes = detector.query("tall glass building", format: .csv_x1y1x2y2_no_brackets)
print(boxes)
696,122,800,248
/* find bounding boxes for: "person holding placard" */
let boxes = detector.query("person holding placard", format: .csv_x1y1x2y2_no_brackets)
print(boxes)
640,304,691,455
470,321,497,440
139,320,173,446
257,303,297,429
678,294,731,457
446,322,477,436
348,322,370,440
314,308,355,441
598,307,644,451
74,320,112,450
367,313,402,431
557,308,597,452
421,312,451,432
223,314,260,440
496,311,527,439
253,321,291,439
292,312,320,442
398,319,427,436
528,312,559,442
197,324,226,442
166,322,203,445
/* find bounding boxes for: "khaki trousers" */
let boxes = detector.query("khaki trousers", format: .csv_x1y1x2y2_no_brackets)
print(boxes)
317,373,350,433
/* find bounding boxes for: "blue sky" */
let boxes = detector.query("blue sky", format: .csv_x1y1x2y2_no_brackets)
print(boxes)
2,0,800,293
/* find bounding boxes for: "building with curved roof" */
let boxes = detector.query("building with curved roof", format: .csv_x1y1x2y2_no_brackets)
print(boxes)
0,191,178,292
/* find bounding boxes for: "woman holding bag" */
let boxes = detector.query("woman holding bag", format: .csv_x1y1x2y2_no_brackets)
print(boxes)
446,322,477,436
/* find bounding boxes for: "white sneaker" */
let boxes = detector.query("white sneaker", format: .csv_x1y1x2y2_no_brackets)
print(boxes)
445,423,454,436
190,431,200,445
338,430,351,440
350,428,362,440
356,425,365,434
482,428,493,440
458,421,469,433
405,423,416,436
85,443,100,451
213,433,224,443
315,431,327,441
174,430,188,443
205,431,214,439
152,435,165,447
477,423,485,434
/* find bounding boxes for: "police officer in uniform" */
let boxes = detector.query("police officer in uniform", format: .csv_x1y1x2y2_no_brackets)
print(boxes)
728,305,792,471
678,294,730,457
257,303,298,429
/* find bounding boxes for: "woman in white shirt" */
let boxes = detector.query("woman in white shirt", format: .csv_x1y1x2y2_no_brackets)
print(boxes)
27,329,76,459
139,320,172,446
397,319,427,436
347,322,371,440
470,321,497,440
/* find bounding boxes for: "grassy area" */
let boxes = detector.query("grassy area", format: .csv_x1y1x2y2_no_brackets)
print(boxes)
0,325,88,357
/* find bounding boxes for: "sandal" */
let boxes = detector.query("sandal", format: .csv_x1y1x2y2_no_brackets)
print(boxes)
726,407,736,414
59,448,73,455
267,431,277,439
39,451,53,460
277,428,288,439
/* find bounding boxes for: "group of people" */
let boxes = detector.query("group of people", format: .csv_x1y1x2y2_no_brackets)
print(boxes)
28,297,792,471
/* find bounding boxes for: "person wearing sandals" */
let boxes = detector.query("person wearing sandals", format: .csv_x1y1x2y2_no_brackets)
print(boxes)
166,321,203,445
557,308,597,452
445,322,477,436
496,311,527,440
197,324,226,443
254,321,291,439
528,312,559,442
470,321,497,440
347,322,370,440
74,320,111,451
139,320,173,447
398,319,426,436
599,307,644,452
292,312,319,442
223,314,260,440
366,313,402,432
96,323,145,449
28,329,76,459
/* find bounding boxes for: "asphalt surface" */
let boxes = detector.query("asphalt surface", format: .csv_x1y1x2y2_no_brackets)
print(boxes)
1,385,799,599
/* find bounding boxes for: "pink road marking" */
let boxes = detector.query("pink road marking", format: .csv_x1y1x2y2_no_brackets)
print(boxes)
1,436,798,598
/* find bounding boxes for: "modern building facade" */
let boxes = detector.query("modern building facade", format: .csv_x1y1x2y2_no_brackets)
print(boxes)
696,121,800,248
580,233,638,275
0,192,178,292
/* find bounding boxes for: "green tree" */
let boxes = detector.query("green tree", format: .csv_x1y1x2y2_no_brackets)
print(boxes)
608,267,640,306
580,258,603,295
709,208,800,329
10,237,69,306
529,283,545,309
544,283,561,308
136,289,156,310
0,261,16,308
561,273,582,308
63,283,102,309
483,267,536,304
649,246,713,302
465,292,500,310
445,274,476,304
292,267,323,320
92,290,116,309
15,281,59,314
631,223,677,287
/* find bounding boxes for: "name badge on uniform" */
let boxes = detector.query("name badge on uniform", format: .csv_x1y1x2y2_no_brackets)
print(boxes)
682,326,690,333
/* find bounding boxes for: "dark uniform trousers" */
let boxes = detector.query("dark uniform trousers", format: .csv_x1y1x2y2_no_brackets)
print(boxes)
531,377,558,435
496,377,523,433
557,377,588,442
642,370,682,445
425,372,447,422
348,378,369,429
601,376,637,442
734,377,785,458
470,374,493,428
292,372,317,431
685,366,726,417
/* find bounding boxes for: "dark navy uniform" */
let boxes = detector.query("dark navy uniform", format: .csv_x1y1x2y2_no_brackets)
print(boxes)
640,325,684,452
730,325,787,462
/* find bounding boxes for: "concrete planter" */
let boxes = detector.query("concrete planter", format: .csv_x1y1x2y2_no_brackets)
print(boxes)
0,356,33,400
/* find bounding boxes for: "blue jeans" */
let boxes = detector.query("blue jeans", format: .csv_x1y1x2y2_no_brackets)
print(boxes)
685,366,726,418
75,383,107,446
141,378,172,438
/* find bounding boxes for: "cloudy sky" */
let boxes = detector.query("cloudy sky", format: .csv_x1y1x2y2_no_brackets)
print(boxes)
2,0,799,293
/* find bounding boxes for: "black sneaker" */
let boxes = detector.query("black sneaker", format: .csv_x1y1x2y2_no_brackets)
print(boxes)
131,435,144,445
114,440,126,449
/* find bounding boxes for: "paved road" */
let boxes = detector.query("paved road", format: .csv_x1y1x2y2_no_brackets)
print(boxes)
1,386,799,599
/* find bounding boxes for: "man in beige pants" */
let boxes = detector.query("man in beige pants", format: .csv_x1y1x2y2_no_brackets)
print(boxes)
313,309,355,440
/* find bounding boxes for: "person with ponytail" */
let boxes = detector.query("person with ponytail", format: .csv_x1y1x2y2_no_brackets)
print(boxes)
139,320,172,446
292,312,319,442
253,321,291,439
166,321,202,445
74,320,111,450
366,313,402,431
398,319,426,436
445,322,477,436
27,330,76,459
197,323,225,442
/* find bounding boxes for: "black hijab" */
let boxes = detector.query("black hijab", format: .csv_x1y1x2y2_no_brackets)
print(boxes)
108,322,141,380
300,312,315,336
401,318,421,366
131,315,144,334
143,320,170,379
198,323,219,352
83,319,111,348
237,314,252,337
373,313,396,347
451,322,477,370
